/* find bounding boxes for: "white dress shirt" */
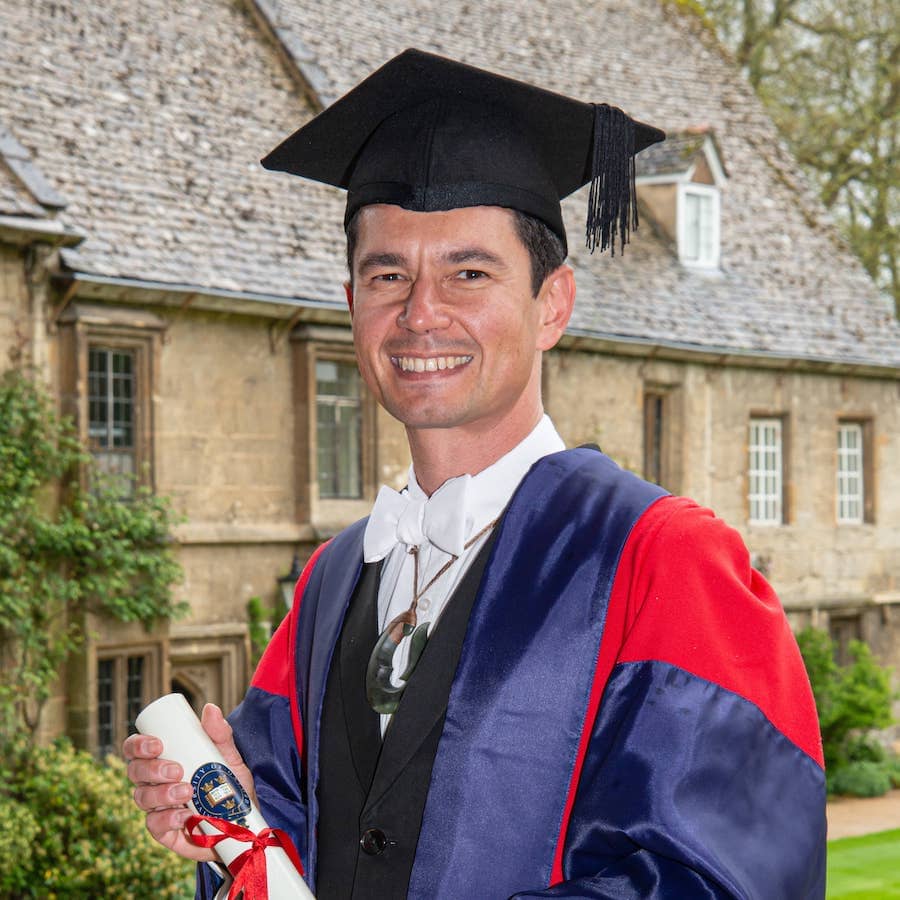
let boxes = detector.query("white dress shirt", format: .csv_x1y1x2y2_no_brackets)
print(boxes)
363,415,565,733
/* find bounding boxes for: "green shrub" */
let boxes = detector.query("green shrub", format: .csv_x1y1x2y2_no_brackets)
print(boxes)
796,628,895,790
887,755,900,790
829,760,893,798
247,595,270,668
844,733,887,765
1,738,194,899
0,797,40,896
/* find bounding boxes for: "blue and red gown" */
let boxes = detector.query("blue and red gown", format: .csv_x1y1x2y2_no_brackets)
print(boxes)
200,447,826,898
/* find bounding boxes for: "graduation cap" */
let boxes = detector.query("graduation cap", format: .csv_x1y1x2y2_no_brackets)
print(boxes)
262,49,665,255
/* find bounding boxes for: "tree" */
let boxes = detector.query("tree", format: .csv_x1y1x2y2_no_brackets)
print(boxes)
696,0,900,315
0,366,185,743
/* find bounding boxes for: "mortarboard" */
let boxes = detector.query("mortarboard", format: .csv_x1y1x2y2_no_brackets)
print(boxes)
262,49,665,255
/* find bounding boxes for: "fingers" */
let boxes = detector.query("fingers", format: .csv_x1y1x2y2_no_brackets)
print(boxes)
133,778,192,813
123,730,206,860
122,732,163,761
145,808,218,862
124,707,256,864
127,756,183,788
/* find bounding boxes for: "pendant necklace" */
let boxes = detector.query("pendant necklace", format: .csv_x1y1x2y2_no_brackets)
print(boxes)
365,516,499,715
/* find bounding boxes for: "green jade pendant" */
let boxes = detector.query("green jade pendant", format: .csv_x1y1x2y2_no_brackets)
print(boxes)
366,601,431,715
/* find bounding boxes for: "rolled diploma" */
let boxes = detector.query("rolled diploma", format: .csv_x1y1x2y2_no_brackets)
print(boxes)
136,693,314,899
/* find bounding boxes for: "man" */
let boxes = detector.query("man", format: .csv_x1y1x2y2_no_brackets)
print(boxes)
126,49,826,898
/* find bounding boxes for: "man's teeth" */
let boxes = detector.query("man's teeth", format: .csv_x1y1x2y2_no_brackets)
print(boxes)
394,355,472,372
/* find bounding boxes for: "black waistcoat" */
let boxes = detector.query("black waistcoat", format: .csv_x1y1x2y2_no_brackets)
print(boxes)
316,534,497,899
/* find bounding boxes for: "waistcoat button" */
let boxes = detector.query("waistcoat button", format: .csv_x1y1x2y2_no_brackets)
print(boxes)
360,827,388,856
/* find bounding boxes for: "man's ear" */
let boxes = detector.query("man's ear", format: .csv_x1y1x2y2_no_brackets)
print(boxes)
344,281,354,316
536,265,575,351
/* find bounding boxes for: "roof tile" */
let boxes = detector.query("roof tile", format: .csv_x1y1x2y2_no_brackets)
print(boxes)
0,0,895,367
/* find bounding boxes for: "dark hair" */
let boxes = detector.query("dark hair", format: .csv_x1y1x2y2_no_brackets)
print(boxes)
345,207,566,297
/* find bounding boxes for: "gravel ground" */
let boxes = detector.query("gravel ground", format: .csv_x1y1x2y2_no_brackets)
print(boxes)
827,790,900,840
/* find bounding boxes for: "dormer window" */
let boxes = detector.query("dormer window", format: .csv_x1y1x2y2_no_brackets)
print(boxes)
635,127,727,270
679,183,720,267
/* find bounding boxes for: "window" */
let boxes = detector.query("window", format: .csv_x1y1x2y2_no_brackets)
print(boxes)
290,326,376,523
749,417,784,524
97,650,151,757
836,420,873,524
678,184,720,268
316,358,362,498
837,423,864,523
88,346,136,494
644,392,664,485
57,304,162,495
641,383,683,493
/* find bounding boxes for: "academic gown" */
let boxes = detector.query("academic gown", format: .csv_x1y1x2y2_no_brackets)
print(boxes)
198,447,826,899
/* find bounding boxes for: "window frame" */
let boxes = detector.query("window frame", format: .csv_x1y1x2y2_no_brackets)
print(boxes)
828,610,864,667
748,415,788,526
315,356,364,500
87,344,140,493
95,644,159,757
836,418,874,525
57,304,162,493
677,182,721,269
290,325,377,527
641,382,683,493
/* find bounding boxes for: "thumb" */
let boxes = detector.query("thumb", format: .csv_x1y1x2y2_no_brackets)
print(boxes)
200,703,257,807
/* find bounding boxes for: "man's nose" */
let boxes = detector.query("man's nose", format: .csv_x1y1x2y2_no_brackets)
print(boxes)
397,277,451,333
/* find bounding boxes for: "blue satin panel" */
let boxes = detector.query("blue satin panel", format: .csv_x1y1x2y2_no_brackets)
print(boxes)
409,449,666,899
289,519,367,889
229,687,307,856
197,684,309,898
512,661,827,899
198,520,367,899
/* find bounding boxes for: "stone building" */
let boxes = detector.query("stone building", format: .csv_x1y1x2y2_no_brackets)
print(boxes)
1,0,898,753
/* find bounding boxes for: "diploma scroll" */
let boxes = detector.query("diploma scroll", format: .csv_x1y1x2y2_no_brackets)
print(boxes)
136,693,315,900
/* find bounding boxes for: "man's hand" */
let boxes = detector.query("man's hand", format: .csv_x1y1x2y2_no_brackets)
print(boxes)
124,703,257,862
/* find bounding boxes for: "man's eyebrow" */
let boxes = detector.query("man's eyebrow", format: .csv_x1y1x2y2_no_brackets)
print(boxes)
444,247,506,268
357,252,407,274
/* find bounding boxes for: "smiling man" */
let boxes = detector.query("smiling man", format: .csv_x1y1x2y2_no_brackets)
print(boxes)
126,50,826,899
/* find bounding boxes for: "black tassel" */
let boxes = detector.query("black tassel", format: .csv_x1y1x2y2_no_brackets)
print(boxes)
585,104,638,255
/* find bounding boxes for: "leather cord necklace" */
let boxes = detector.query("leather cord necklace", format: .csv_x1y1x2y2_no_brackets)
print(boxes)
365,516,500,715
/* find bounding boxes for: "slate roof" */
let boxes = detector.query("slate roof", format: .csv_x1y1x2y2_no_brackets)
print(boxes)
637,128,715,179
0,158,43,219
0,120,63,218
1,0,897,368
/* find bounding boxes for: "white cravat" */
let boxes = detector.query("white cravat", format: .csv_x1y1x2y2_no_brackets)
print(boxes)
363,415,566,733
364,474,471,562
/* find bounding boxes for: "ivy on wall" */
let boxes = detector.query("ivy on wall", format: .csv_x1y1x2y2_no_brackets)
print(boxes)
0,366,185,743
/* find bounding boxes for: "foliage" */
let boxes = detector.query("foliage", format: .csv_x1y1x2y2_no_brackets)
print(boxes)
247,587,290,668
0,367,185,742
697,0,899,315
827,828,900,899
887,754,900,790
796,628,895,794
247,596,269,668
829,760,892,798
0,737,194,899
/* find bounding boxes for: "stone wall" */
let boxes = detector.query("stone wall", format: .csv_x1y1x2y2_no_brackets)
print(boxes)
0,245,27,361
545,345,900,634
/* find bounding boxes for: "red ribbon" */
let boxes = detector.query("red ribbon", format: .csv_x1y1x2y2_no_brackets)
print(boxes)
185,814,305,899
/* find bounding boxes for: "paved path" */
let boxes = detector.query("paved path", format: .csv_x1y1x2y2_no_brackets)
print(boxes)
827,789,900,840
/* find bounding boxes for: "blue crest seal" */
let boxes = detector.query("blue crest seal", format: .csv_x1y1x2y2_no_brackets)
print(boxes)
191,762,252,826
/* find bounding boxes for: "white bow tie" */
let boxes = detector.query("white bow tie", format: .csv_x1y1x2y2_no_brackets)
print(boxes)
363,475,471,562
